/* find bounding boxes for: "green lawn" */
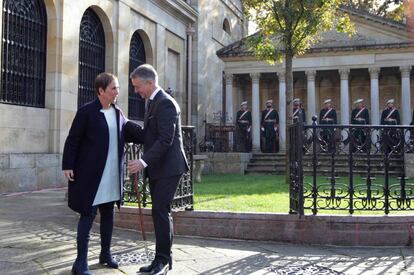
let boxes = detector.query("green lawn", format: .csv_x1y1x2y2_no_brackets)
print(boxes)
194,174,414,215
194,174,289,213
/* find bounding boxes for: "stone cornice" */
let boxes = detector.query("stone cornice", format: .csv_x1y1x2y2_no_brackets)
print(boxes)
149,0,198,24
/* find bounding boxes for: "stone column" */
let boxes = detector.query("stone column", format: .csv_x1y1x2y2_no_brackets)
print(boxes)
225,73,234,122
339,69,350,124
251,73,261,151
305,70,316,124
278,71,286,151
369,67,380,125
186,24,195,125
400,66,412,125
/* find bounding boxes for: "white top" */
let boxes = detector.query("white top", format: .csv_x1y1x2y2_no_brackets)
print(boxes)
93,106,120,206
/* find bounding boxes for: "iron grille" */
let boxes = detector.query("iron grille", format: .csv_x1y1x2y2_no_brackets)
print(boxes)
289,116,414,215
78,8,105,109
1,0,47,108
128,31,146,120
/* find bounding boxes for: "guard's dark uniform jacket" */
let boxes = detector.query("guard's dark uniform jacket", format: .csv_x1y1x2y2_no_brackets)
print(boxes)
319,108,337,125
293,107,306,124
261,108,279,153
380,108,400,125
236,110,252,152
351,107,370,152
351,107,370,125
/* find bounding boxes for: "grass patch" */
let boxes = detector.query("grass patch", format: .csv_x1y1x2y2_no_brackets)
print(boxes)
194,174,414,215
194,174,289,213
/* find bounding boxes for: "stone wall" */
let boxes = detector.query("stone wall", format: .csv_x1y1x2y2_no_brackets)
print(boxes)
0,154,66,194
201,152,251,174
406,153,414,178
114,207,414,246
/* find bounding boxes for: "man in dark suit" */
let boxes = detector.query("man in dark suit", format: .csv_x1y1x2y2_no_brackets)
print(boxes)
293,98,306,124
260,99,279,153
124,64,188,275
319,99,337,152
380,99,401,154
62,73,126,274
351,98,370,152
235,101,252,152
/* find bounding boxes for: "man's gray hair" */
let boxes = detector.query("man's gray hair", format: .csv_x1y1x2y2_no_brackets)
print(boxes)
130,64,158,84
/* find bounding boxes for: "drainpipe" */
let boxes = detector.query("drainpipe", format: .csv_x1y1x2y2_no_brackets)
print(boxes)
186,24,195,125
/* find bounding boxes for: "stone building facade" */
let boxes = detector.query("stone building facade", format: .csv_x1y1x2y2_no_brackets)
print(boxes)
217,7,414,151
0,0,246,193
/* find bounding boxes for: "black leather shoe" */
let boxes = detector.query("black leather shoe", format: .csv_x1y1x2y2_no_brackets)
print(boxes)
71,259,92,275
99,253,119,268
138,260,155,273
149,261,169,275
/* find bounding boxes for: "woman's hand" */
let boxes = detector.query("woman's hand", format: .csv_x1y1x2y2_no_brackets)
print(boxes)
63,170,75,181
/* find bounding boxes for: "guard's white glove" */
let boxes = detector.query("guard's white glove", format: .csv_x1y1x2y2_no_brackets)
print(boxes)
247,127,251,132
261,127,264,132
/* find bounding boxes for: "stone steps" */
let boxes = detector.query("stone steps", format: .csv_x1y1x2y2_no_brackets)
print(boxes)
245,153,404,176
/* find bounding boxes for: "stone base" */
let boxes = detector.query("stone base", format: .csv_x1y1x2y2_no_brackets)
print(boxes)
405,153,414,177
114,207,414,246
0,153,66,194
201,152,252,175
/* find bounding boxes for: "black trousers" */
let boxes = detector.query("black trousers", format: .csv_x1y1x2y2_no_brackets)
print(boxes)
149,175,182,263
76,201,115,260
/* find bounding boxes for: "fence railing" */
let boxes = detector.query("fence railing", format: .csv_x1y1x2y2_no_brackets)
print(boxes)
289,117,414,215
123,126,195,211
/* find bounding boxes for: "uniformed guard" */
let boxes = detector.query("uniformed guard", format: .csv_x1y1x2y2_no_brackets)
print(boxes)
261,99,279,153
380,99,401,154
235,101,252,152
351,98,370,152
319,99,337,151
381,99,400,125
293,98,306,124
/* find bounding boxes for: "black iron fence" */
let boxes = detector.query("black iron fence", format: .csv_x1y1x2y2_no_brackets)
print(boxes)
289,117,414,215
123,126,195,210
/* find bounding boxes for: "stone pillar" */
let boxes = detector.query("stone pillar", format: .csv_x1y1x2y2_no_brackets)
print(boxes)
186,25,195,125
400,66,412,125
369,67,380,125
305,70,316,124
251,73,261,151
339,69,350,124
369,67,380,144
278,71,286,151
225,73,234,122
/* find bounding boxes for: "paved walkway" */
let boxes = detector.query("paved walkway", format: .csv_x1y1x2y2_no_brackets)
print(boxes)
0,189,413,275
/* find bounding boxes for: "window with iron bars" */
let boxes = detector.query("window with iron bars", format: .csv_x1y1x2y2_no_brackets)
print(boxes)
1,0,47,108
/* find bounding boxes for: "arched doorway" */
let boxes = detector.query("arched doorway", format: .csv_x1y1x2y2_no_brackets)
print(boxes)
78,8,105,109
128,31,146,120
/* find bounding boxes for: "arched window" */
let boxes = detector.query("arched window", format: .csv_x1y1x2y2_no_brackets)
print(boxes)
1,0,47,107
223,18,231,35
128,31,146,120
78,8,105,109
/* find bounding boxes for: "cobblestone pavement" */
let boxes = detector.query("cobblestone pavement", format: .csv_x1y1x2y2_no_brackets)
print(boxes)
0,189,413,275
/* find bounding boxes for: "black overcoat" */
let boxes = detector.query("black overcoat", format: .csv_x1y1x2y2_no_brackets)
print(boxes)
62,99,126,214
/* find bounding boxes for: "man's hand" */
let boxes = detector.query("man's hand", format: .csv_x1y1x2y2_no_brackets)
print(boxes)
128,160,145,174
63,170,74,182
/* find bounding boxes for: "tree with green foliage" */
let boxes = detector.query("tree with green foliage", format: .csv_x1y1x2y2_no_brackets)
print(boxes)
347,0,403,18
243,0,354,127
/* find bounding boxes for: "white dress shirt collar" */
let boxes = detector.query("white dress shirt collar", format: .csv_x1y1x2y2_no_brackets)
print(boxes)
149,87,162,101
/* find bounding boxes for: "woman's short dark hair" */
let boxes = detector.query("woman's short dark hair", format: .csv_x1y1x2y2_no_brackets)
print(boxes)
95,72,117,95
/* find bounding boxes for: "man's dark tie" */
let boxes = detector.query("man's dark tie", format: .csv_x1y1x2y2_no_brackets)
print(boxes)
144,99,153,126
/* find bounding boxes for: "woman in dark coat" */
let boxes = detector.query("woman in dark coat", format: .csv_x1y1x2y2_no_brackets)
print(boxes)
62,73,126,274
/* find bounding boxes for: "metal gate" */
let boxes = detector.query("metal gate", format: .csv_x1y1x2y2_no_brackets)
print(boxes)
78,8,105,109
289,117,414,215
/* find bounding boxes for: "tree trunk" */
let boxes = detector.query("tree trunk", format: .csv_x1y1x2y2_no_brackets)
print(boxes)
285,50,294,185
